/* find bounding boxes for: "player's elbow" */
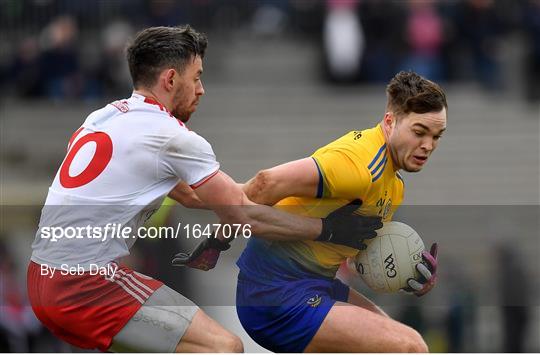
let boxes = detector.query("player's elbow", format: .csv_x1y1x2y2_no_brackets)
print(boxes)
246,169,276,204
181,196,206,209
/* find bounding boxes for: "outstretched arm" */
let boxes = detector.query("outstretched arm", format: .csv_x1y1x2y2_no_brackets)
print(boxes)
193,170,322,241
172,168,382,270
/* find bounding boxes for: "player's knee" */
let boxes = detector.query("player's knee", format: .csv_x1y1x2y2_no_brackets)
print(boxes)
218,333,243,353
404,329,428,353
409,338,429,353
228,334,244,353
205,331,243,353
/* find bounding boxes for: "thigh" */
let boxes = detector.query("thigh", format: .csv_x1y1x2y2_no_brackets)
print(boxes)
304,300,427,352
347,287,389,318
236,275,349,353
109,284,198,352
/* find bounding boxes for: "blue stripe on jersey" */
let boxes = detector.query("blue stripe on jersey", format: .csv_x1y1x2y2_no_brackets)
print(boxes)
370,155,387,176
367,144,387,170
371,158,388,182
312,157,324,198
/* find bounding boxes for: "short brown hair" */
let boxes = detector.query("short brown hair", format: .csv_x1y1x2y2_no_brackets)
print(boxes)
386,71,447,117
126,25,207,89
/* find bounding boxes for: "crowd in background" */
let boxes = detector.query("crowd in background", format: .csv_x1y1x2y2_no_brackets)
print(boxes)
1,0,540,102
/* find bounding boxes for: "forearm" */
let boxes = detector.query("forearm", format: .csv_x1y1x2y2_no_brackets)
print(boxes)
194,170,323,242
246,204,322,241
214,202,322,242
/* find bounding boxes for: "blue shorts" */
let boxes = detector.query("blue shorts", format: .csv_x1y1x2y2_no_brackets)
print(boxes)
236,272,349,353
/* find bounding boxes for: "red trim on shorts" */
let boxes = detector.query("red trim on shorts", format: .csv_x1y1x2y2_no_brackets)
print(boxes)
27,261,163,352
190,169,219,189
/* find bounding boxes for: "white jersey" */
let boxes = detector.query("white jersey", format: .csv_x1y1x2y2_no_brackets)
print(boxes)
31,93,219,269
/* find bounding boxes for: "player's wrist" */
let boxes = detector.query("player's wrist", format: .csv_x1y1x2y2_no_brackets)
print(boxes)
208,234,231,251
316,218,333,242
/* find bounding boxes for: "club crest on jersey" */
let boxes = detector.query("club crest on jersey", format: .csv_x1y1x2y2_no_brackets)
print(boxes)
382,199,392,219
376,191,392,219
307,294,322,307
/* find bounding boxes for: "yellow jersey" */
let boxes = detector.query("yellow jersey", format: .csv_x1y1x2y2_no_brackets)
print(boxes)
272,124,404,277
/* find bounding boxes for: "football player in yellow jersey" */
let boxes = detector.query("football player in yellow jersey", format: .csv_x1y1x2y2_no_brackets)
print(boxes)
174,71,446,352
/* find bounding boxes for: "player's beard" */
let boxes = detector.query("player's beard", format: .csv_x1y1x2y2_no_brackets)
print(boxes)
177,111,192,123
171,87,194,123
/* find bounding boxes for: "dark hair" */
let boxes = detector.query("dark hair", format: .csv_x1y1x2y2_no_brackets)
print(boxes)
126,25,207,88
386,71,447,118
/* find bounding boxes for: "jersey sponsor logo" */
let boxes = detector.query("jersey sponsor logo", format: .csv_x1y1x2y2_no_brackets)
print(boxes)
307,294,322,307
132,312,174,331
353,131,363,140
384,254,397,278
110,100,129,113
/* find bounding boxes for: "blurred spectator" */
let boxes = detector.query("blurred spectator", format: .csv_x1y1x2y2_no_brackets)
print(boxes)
9,36,42,98
523,0,540,102
400,0,444,81
358,0,405,82
444,259,478,352
38,15,82,100
323,0,364,82
145,0,184,27
456,0,505,90
0,0,536,99
496,244,531,353
289,0,324,36
96,21,134,98
251,0,289,37
0,241,41,352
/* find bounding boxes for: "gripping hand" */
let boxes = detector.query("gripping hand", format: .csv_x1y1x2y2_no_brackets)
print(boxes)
316,200,383,250
403,243,438,297
171,237,230,271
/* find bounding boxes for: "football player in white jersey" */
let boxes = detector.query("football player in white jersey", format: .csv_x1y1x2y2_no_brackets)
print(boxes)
28,25,382,353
